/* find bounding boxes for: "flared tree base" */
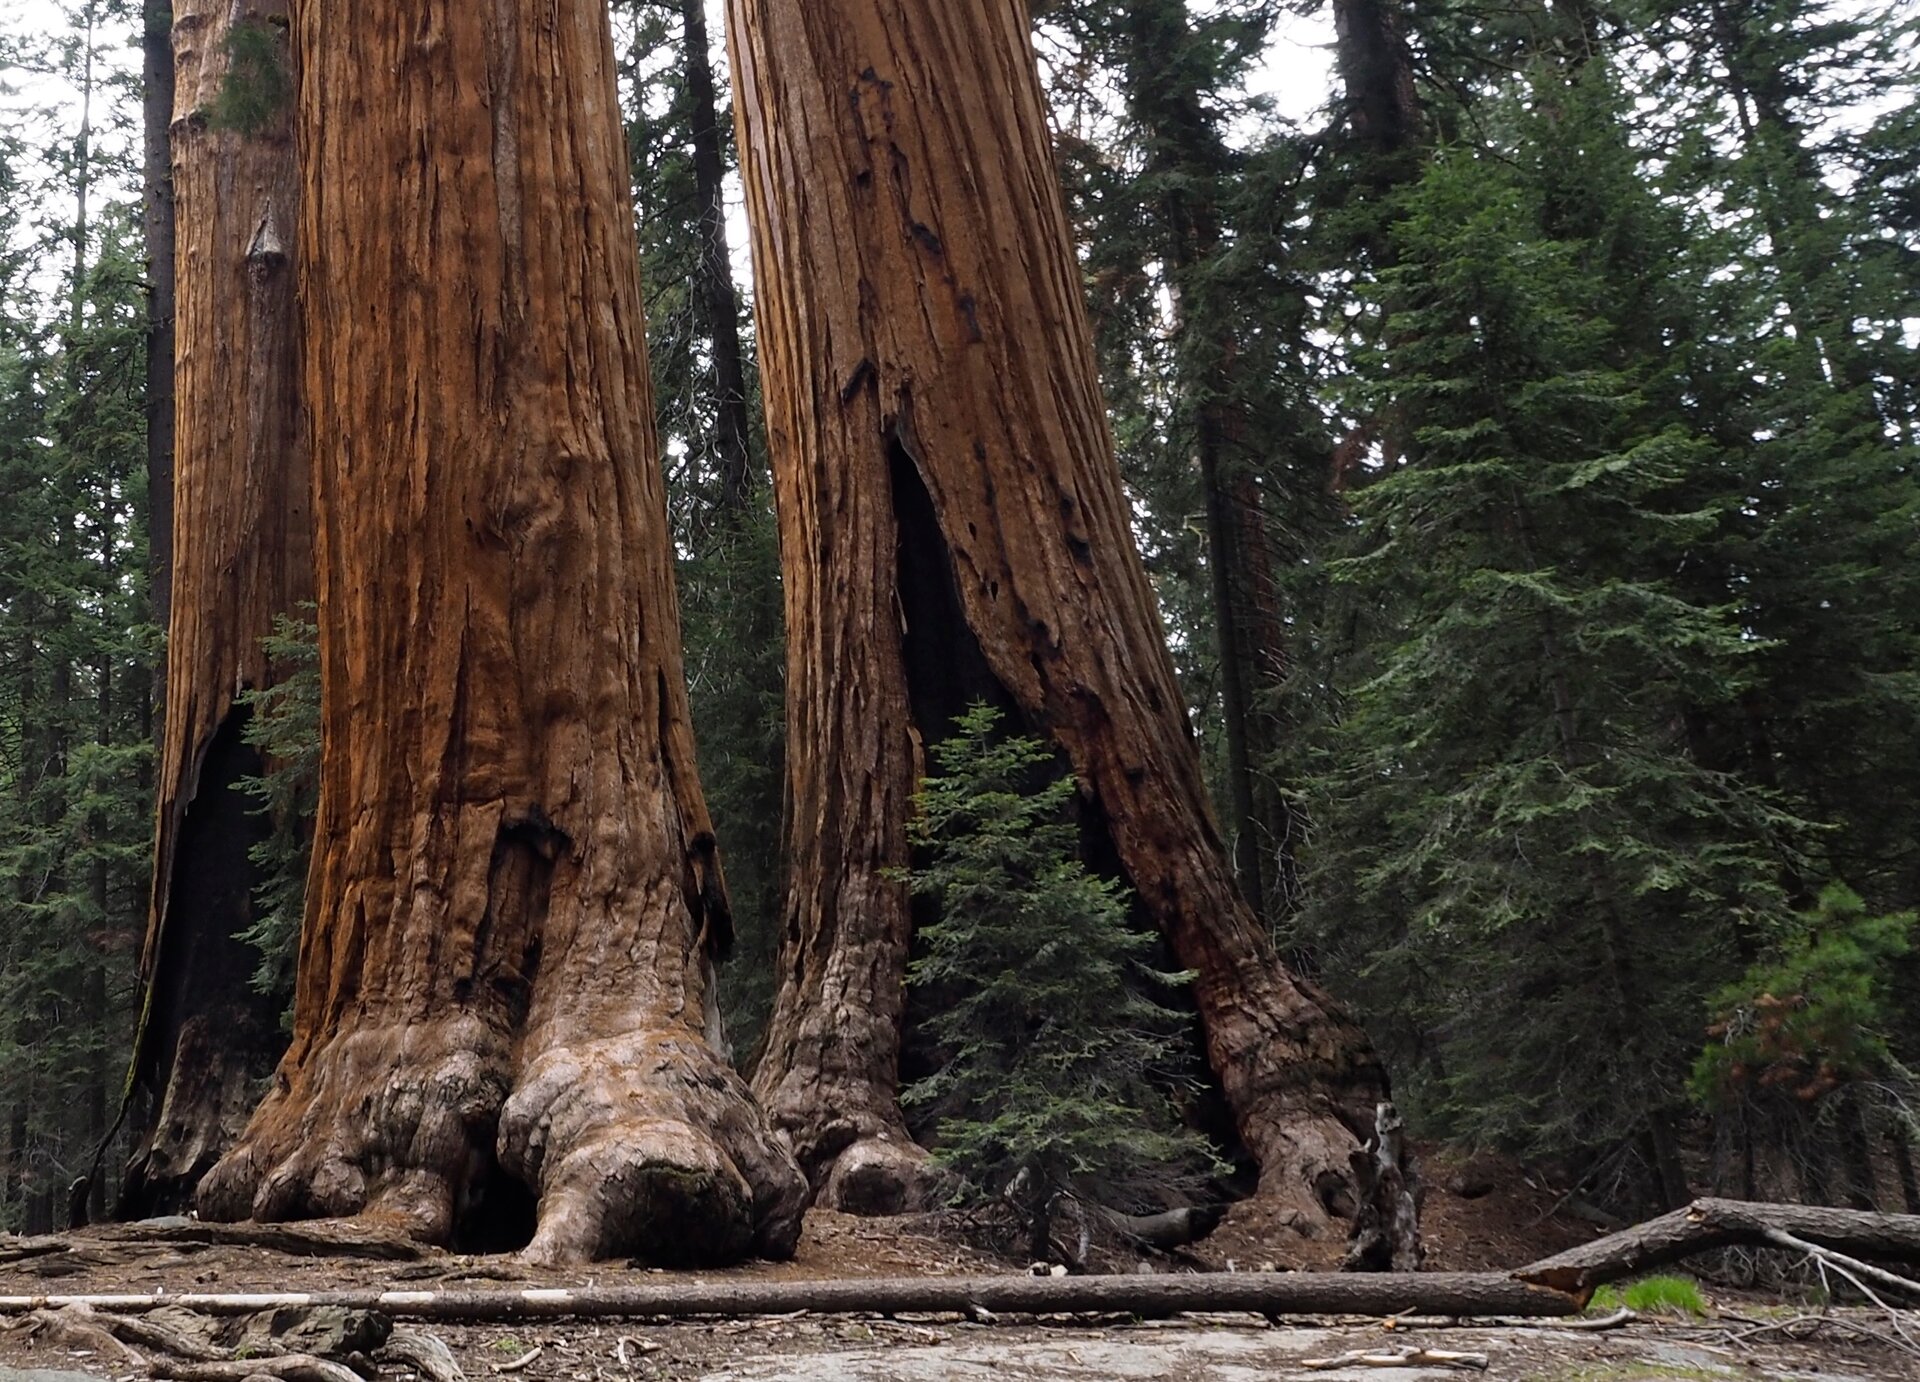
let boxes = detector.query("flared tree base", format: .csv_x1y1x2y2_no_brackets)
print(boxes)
199,1016,805,1266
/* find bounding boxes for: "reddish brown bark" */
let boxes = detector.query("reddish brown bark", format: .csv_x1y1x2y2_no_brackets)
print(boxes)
728,0,1387,1229
195,0,805,1265
123,0,304,1217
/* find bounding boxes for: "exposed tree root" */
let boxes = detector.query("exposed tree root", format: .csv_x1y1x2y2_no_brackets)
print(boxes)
500,1032,806,1265
198,1018,806,1267
196,1020,512,1242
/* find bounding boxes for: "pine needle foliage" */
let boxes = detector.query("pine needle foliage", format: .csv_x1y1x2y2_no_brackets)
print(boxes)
1694,883,1915,1107
901,704,1220,1257
209,20,291,138
1300,56,1813,1164
235,610,320,1011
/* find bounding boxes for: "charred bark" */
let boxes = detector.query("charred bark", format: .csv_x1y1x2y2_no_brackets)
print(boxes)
195,0,805,1266
122,0,306,1218
729,0,1388,1230
1343,1102,1422,1272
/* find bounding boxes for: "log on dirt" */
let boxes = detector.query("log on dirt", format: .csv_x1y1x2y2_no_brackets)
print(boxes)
0,1273,1579,1321
1514,1197,1920,1294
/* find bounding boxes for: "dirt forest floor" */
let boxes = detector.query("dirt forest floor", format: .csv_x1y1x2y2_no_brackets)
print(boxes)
1,1173,1912,1381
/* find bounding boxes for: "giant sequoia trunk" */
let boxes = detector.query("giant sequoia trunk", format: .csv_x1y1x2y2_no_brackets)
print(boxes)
122,0,303,1217
728,0,1387,1229
195,0,806,1266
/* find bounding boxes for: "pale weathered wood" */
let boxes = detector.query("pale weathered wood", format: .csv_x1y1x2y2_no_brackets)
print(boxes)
1345,1102,1423,1272
1514,1198,1920,1293
125,0,307,1217
727,0,1387,1228
0,1273,1579,1321
192,0,804,1265
1301,1347,1488,1371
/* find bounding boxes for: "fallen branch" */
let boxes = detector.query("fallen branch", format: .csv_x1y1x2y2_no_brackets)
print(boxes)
1514,1198,1920,1294
1788,1236,1920,1355
1372,1308,1636,1332
494,1345,542,1374
1760,1227,1920,1302
1551,1306,1638,1331
0,1271,1579,1322
1719,1312,1920,1357
1301,1346,1488,1371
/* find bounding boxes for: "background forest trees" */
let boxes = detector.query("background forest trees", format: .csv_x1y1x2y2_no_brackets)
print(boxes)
1,0,1916,1233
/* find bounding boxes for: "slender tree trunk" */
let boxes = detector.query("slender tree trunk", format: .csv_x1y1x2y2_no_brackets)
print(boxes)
1118,0,1298,923
197,0,805,1267
680,0,756,522
1331,0,1420,161
729,0,1386,1226
121,0,306,1218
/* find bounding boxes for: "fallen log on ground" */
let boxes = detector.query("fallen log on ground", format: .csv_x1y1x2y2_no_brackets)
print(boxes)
0,1272,1579,1321
1514,1198,1920,1294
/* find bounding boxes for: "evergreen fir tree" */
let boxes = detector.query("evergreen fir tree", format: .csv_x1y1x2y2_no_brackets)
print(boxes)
1299,47,1810,1197
901,704,1219,1261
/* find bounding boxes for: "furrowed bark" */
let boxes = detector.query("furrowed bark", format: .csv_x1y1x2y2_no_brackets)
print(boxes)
122,0,305,1218
728,0,1387,1228
195,0,804,1267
